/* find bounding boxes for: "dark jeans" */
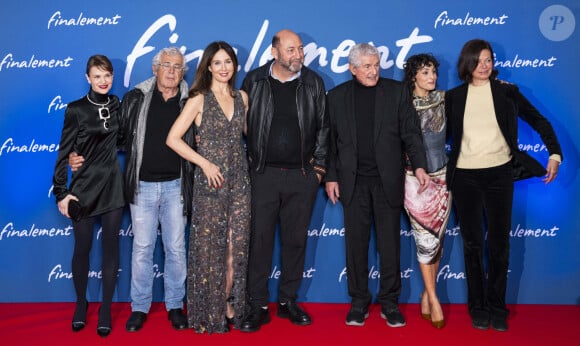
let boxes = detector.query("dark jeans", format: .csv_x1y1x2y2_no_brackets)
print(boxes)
452,162,513,320
247,167,320,306
343,176,401,310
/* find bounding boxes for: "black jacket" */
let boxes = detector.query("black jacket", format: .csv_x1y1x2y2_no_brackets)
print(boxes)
445,79,562,187
325,78,427,207
241,61,329,175
119,77,195,216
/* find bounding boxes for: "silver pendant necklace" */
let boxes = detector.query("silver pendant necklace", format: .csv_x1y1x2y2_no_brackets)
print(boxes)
86,95,111,130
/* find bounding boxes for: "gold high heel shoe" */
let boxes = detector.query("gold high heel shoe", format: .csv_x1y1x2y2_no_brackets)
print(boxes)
431,319,446,329
429,301,445,329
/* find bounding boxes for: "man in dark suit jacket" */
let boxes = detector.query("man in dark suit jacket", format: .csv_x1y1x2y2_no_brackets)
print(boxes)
325,43,430,328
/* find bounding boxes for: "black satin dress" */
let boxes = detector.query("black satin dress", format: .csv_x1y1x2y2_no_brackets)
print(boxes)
52,89,125,218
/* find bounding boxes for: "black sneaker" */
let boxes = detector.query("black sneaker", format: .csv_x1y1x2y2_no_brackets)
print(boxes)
380,306,406,327
345,306,369,326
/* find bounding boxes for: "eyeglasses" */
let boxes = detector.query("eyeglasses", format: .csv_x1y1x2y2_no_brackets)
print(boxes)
99,107,110,130
157,62,186,72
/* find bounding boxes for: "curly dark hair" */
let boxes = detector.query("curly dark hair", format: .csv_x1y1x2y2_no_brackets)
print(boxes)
403,54,439,94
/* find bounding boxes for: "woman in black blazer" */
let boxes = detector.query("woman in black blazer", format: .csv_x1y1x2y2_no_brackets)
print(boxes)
445,39,562,332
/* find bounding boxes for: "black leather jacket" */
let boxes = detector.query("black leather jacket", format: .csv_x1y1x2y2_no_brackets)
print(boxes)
119,77,195,216
241,61,329,175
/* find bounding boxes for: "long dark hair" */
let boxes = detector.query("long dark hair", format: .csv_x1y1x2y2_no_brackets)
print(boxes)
189,41,238,98
457,39,498,83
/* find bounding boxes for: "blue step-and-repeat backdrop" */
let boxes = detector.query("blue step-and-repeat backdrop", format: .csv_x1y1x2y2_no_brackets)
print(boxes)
1,1,578,305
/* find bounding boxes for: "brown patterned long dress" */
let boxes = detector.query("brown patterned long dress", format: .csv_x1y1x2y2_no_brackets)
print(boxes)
187,90,250,333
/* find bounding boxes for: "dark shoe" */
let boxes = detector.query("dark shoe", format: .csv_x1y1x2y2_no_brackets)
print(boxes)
168,308,187,330
491,317,508,332
345,306,369,326
380,306,406,327
240,306,270,332
225,316,235,325
72,321,86,332
96,326,111,337
125,311,147,332
277,301,312,326
471,316,490,330
71,301,88,332
97,307,112,338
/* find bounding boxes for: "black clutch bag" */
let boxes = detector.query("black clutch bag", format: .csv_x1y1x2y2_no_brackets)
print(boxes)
68,199,84,222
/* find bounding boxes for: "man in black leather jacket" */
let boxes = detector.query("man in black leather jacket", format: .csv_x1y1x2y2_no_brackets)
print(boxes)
119,47,195,333
240,29,328,332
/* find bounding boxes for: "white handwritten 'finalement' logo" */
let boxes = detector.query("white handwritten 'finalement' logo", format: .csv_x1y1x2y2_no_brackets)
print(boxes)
338,266,413,282
308,223,344,237
48,264,124,282
0,54,73,72
436,264,465,283
124,16,433,87
510,224,558,238
1,222,72,240
48,96,67,113
270,265,316,280
434,11,508,29
494,54,557,69
47,11,122,29
0,138,59,157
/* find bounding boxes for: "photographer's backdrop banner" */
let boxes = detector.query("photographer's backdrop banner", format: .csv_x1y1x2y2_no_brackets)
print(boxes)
1,0,578,305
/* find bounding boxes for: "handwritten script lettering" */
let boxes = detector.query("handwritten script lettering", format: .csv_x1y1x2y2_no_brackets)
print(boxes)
47,11,121,29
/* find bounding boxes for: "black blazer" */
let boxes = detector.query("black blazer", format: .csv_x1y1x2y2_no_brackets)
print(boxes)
445,79,562,188
325,78,427,207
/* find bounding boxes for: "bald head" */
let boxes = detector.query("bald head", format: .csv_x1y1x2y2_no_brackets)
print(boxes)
272,29,301,48
271,29,304,78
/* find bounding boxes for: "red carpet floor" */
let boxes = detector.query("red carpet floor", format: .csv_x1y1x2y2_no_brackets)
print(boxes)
1,302,579,346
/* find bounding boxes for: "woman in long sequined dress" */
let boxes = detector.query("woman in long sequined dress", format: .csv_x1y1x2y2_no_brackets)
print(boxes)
402,54,451,329
166,41,250,333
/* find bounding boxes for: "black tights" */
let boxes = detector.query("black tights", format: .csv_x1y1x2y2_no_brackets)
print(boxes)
71,207,122,322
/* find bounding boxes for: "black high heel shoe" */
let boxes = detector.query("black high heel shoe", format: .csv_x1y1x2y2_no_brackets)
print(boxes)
96,306,112,337
71,301,88,332
225,316,235,325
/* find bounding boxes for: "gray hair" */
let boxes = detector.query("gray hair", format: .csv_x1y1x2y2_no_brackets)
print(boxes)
348,43,379,67
152,47,188,72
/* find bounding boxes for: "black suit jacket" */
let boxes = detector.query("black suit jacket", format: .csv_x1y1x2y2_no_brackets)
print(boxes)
445,79,562,187
325,78,427,207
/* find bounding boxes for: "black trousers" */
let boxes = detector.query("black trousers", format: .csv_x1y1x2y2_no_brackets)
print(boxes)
452,162,513,320
247,167,320,307
343,176,402,310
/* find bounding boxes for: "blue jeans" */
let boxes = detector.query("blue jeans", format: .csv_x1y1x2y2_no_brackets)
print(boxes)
129,179,187,313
